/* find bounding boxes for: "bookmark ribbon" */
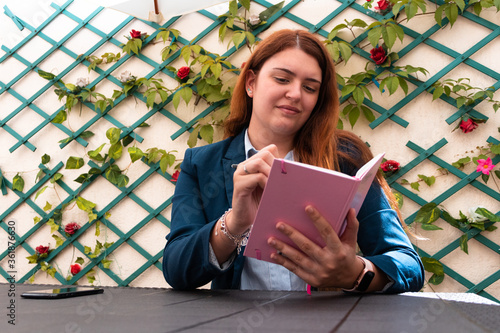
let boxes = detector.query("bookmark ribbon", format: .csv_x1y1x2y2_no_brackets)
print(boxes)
280,160,287,174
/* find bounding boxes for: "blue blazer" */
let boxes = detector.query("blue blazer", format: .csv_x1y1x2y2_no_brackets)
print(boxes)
163,131,424,292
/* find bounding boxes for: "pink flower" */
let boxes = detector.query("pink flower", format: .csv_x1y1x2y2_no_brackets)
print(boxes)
459,118,478,133
381,160,400,173
65,222,80,235
171,170,180,182
176,66,190,80
130,29,142,39
70,263,81,275
476,158,495,175
370,46,387,65
36,245,49,254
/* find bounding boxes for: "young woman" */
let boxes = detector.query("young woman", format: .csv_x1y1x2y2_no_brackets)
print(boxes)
163,29,424,292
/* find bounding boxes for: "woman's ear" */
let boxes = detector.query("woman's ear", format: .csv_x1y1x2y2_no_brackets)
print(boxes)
245,70,256,97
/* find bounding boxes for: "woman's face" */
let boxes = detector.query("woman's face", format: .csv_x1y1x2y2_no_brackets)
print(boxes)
246,47,322,141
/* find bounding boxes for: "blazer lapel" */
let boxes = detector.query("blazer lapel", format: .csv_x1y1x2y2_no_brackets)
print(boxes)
222,131,246,205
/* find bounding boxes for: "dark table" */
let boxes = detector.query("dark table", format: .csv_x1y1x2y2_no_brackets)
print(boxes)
3,283,499,333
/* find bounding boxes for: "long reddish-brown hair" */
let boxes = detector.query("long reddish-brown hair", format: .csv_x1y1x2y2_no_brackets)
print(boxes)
224,29,404,223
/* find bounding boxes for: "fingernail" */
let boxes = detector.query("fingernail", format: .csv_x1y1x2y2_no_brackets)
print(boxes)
277,223,284,231
268,238,276,246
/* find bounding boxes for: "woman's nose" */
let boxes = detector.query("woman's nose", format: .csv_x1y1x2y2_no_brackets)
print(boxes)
285,83,301,101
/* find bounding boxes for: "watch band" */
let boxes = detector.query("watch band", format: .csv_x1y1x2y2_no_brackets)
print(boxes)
343,256,375,293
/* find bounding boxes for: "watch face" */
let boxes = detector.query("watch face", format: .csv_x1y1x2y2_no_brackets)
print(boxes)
357,271,375,292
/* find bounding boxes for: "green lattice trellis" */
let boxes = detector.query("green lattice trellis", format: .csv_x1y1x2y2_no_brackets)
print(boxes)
0,0,499,302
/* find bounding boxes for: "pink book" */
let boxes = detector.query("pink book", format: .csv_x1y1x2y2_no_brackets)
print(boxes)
243,153,385,263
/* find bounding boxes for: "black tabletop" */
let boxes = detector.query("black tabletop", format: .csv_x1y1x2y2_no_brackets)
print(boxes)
3,283,499,333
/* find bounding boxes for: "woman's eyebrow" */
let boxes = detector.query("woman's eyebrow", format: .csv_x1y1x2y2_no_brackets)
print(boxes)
272,67,321,84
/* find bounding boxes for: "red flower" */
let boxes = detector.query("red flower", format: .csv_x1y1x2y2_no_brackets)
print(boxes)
370,46,387,65
176,66,190,80
375,0,390,10
381,160,400,173
36,245,49,254
65,222,80,235
130,29,142,39
459,118,478,133
171,170,180,182
70,263,81,275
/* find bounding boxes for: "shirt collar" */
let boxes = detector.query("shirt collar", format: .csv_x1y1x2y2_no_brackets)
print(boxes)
244,129,294,161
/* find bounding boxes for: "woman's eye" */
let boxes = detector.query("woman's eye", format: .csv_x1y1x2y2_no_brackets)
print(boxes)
274,77,288,83
304,85,317,93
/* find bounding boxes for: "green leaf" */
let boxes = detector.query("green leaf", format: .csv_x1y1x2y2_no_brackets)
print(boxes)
108,142,123,160
338,42,352,63
420,224,443,231
34,216,41,224
88,143,106,162
410,181,420,191
146,91,157,109
434,6,445,26
128,147,144,163
382,25,397,49
106,127,121,145
421,257,444,276
117,175,129,188
95,220,101,236
52,234,64,247
352,87,365,105
259,1,284,21
76,196,96,212
432,86,444,100
26,253,39,264
187,127,200,148
101,259,113,269
445,3,459,27
41,154,51,164
459,234,469,254
429,273,444,285
172,90,181,110
442,210,460,228
43,201,52,211
229,0,238,15
180,86,193,105
52,110,67,124
38,69,56,80
66,156,84,169
232,31,247,49
418,174,435,187
360,105,375,123
348,106,360,128
474,208,500,222
35,186,48,200
13,174,25,192
75,257,85,265
367,27,382,48
47,219,59,233
414,202,441,224
84,246,92,254
200,124,214,144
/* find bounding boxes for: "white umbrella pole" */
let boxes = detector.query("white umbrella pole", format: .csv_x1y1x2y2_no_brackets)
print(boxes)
149,0,163,23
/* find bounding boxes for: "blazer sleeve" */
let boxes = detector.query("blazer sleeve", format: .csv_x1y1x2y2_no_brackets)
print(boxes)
162,148,231,290
357,182,425,293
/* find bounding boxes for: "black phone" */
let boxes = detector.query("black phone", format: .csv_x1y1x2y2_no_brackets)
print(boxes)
21,287,104,299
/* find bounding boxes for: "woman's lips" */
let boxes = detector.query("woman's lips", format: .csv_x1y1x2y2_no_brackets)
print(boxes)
277,105,300,114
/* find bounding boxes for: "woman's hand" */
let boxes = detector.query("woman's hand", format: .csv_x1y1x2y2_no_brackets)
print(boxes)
268,206,365,289
226,144,280,235
210,144,279,264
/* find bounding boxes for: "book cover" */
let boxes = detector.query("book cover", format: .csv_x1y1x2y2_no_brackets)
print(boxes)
243,153,385,263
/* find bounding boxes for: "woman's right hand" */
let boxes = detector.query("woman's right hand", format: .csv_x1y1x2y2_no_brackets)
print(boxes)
226,144,280,235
